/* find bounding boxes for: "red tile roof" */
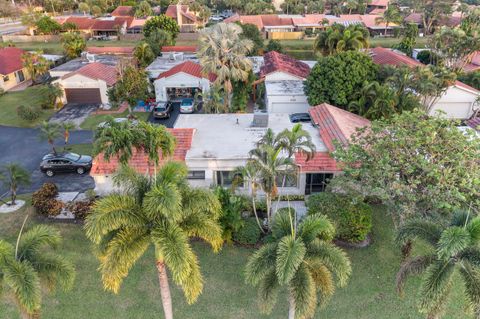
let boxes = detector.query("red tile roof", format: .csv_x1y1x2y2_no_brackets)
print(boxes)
91,18,127,31
467,117,480,132
309,103,370,152
405,13,462,27
463,51,480,73
63,16,95,30
225,14,294,30
260,51,311,79
62,62,118,86
86,46,134,55
161,46,197,53
0,47,25,75
369,0,389,6
111,6,134,17
165,5,196,23
295,152,341,172
157,61,216,82
90,128,194,175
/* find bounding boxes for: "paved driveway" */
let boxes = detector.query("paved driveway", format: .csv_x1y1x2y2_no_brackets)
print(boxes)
0,126,94,195
148,101,180,128
49,104,98,128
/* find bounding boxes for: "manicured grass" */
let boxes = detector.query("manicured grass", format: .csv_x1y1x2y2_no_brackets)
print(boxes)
0,85,56,128
61,143,94,156
79,110,151,130
0,202,472,319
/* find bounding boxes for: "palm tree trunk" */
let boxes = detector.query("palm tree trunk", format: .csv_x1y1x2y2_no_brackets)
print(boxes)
266,194,272,229
288,292,296,319
11,186,16,205
156,261,173,319
251,196,265,234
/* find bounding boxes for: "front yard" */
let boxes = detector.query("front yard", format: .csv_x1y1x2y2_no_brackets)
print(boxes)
79,110,151,130
0,203,470,319
0,86,56,128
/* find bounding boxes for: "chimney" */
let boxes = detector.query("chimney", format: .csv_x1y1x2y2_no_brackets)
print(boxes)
176,3,182,26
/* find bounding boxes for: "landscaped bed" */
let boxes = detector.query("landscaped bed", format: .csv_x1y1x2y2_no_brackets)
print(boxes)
79,110,151,130
0,202,470,319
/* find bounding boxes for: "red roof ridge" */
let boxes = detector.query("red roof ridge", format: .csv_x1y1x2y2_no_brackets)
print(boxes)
260,51,311,79
62,62,119,86
0,47,25,75
157,61,216,82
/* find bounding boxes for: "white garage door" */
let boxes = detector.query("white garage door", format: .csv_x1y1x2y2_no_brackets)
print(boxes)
269,102,310,114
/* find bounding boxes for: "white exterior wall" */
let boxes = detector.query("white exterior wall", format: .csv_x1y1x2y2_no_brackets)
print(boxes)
265,71,305,82
430,86,479,119
154,72,210,102
55,74,110,104
266,94,310,113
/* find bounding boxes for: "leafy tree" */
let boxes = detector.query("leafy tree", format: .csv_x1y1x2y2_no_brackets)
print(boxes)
265,39,283,53
395,23,419,57
91,5,102,17
0,223,75,318
145,29,173,56
243,0,275,14
460,8,480,37
62,21,78,32
84,162,223,319
375,5,402,35
134,41,155,67
245,209,351,319
214,187,246,244
381,65,423,112
135,0,152,17
61,32,86,59
39,121,61,154
143,14,179,39
198,23,253,110
108,65,150,115
236,22,264,55
348,81,400,120
21,9,42,35
458,70,480,90
314,23,369,56
78,2,90,15
345,0,358,14
332,109,480,227
411,0,455,35
305,51,378,107
0,163,30,205
396,211,480,319
22,51,51,84
35,15,62,35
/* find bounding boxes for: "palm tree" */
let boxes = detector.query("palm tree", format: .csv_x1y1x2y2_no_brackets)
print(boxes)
134,42,155,68
346,0,358,14
198,23,253,110
348,81,399,120
375,5,402,36
396,211,480,319
78,2,90,15
61,122,75,145
84,162,223,319
21,51,50,84
0,163,30,205
61,32,86,59
39,121,61,154
245,209,351,319
0,222,75,318
314,24,369,56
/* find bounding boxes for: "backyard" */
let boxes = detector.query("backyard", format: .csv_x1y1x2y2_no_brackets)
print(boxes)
0,202,470,319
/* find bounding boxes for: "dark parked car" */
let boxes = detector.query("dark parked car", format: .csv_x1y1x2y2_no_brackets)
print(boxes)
289,113,311,123
40,152,93,177
153,102,173,119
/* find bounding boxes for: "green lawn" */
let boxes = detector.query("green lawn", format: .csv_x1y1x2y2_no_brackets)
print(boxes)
60,143,94,156
0,202,471,319
0,85,56,128
79,110,151,130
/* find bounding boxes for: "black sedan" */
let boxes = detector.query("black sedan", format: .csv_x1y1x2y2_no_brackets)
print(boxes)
289,113,312,123
153,102,173,119
40,152,93,177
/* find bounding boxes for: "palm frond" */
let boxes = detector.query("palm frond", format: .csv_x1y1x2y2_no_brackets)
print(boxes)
396,219,442,247
181,187,222,221
396,255,435,295
155,161,188,186
467,217,480,243
298,213,335,244
180,216,223,253
245,243,277,286
288,263,317,319
112,165,151,202
143,183,183,222
436,226,471,260
305,259,335,307
0,240,14,261
17,225,62,261
271,209,294,240
459,247,480,267
459,262,480,318
257,268,280,315
275,235,306,285
30,253,75,292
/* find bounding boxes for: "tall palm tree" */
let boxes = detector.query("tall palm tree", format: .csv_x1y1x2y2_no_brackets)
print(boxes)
61,121,76,145
134,42,155,68
245,209,351,319
39,121,61,154
0,163,30,205
375,5,402,36
21,51,50,84
346,0,358,14
197,23,253,110
396,211,480,319
0,223,75,318
84,162,223,319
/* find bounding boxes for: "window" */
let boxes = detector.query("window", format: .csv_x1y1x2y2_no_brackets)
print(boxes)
216,171,242,187
3,75,9,82
276,172,298,188
187,170,205,180
305,173,334,195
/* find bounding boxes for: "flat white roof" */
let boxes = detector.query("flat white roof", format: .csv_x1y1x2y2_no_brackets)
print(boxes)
265,80,306,96
146,53,198,79
174,113,327,160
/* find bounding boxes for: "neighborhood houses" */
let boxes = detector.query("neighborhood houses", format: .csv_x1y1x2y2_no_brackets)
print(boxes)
0,1,480,319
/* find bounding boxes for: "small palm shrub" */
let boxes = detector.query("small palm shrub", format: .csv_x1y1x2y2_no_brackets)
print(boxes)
32,183,63,217
17,105,41,121
307,192,372,243
233,218,261,245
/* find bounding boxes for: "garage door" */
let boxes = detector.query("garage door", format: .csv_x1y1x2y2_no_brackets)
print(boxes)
65,88,102,104
269,102,310,113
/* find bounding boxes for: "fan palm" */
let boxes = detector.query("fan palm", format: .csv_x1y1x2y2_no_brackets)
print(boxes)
197,23,253,110
0,222,75,318
0,163,30,205
396,211,480,319
314,24,369,56
245,209,351,319
39,121,61,154
84,162,223,319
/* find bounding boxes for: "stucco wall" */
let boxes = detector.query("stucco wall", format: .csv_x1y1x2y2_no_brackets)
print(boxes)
154,72,210,101
431,86,479,119
55,74,109,104
0,68,31,91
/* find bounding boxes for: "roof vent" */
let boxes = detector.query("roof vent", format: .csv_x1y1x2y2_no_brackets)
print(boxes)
86,53,96,63
251,112,268,128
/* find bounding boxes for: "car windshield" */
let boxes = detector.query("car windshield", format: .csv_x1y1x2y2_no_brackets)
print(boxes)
155,106,166,111
64,153,81,161
181,99,193,106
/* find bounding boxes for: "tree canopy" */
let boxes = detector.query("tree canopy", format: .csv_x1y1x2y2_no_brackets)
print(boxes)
143,15,179,39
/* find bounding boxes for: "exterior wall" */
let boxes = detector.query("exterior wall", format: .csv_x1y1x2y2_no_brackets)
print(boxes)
268,31,303,40
55,74,110,104
265,71,305,82
0,68,31,91
154,72,210,102
430,86,479,119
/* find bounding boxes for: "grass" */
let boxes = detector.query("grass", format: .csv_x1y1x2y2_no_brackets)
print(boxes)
61,143,94,156
0,85,56,128
79,110,151,130
0,202,472,319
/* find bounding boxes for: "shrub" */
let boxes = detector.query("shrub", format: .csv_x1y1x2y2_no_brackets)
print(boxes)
233,217,261,245
67,200,94,220
306,192,372,243
32,183,63,217
17,105,41,121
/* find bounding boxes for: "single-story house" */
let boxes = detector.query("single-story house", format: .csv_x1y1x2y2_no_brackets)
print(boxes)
91,103,370,196
165,4,199,32
154,61,215,102
61,16,95,33
370,47,480,119
367,0,389,12
463,51,480,73
54,62,118,105
259,51,311,113
91,17,130,38
49,54,120,78
0,47,31,92
146,50,199,79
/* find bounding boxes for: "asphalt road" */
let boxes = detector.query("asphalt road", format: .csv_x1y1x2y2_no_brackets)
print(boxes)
0,126,95,195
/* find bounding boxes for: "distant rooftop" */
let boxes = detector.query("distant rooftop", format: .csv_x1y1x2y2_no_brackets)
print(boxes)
50,55,120,73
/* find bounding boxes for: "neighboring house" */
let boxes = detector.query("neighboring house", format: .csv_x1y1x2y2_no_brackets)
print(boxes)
0,47,30,92
127,18,149,34
153,61,215,102
49,54,120,78
259,51,311,113
370,47,480,119
146,48,199,79
225,14,295,35
165,4,199,32
91,17,130,38
91,103,370,196
463,51,480,73
405,13,463,33
367,0,389,13
110,5,134,17
62,16,95,34
54,62,118,105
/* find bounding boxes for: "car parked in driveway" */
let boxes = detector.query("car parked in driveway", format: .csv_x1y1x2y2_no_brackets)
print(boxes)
153,101,173,119
180,98,194,113
289,113,311,123
40,152,93,177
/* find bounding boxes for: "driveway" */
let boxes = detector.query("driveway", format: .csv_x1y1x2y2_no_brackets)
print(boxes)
0,126,94,195
148,101,180,128
49,104,98,128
